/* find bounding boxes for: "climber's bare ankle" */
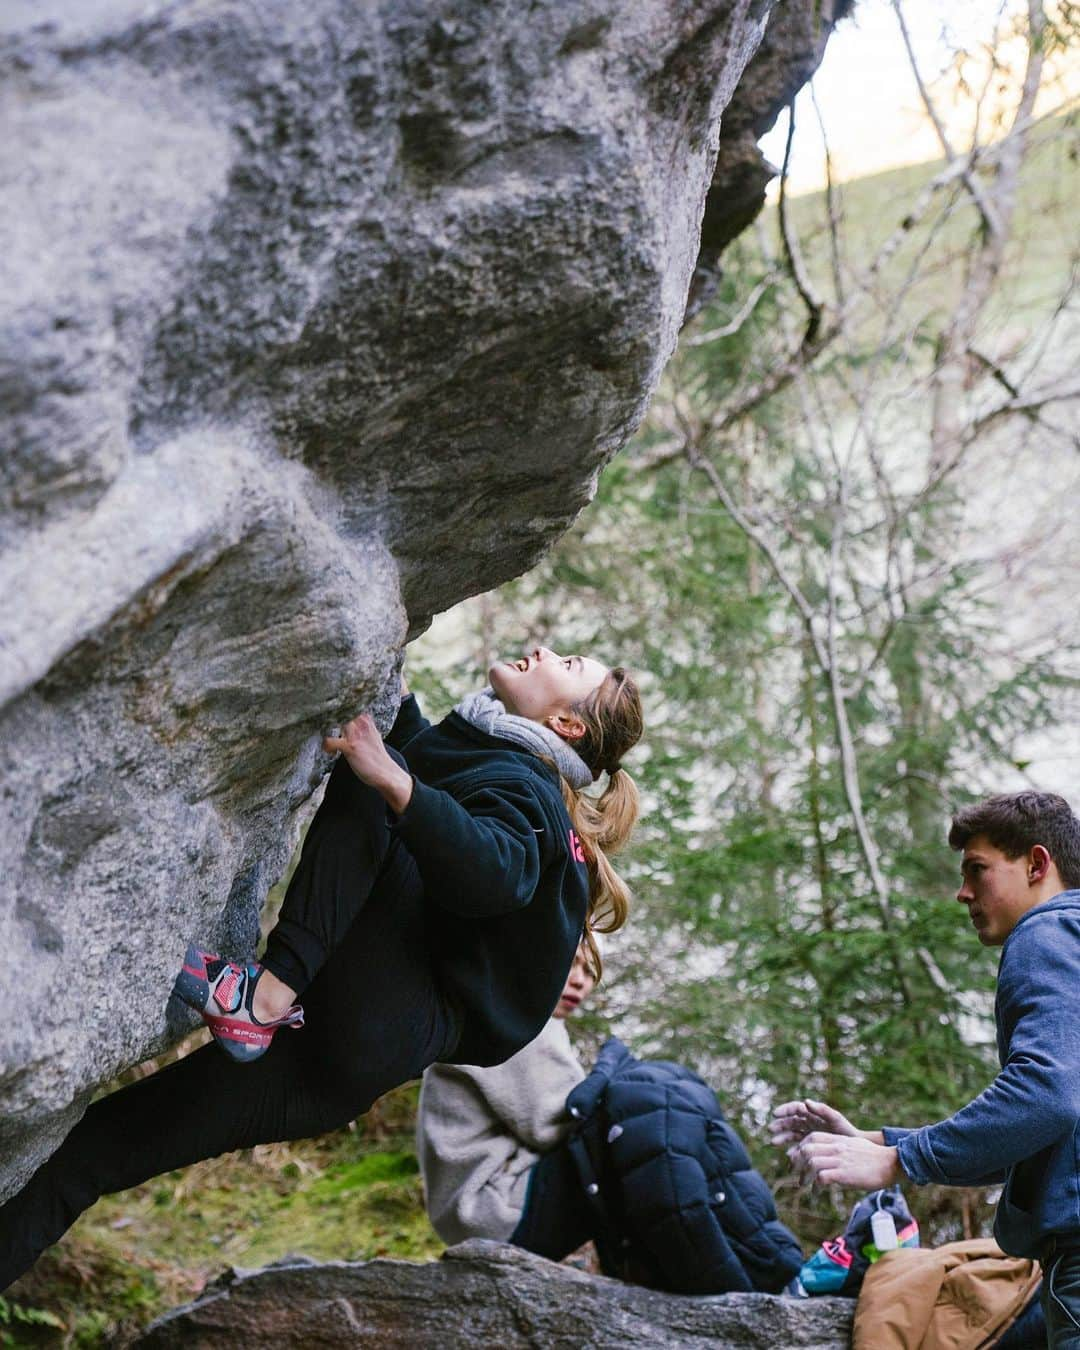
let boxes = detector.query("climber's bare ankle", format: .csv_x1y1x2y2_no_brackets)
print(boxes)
252,969,297,1023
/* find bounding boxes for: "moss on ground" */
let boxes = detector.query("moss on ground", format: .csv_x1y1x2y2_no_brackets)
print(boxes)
4,1084,443,1347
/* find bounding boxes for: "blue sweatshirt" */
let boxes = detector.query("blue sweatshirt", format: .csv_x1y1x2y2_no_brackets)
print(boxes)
386,694,590,1068
884,890,1080,1258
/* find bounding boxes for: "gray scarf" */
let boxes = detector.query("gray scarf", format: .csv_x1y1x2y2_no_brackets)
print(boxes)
454,687,593,790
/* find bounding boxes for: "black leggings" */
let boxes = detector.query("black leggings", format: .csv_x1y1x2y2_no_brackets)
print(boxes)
0,757,459,1291
510,1140,594,1261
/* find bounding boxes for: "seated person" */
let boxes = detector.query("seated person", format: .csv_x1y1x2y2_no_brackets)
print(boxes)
417,947,804,1297
416,943,594,1258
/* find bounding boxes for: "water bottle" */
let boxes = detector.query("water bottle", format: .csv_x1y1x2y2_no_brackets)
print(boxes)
871,1206,899,1251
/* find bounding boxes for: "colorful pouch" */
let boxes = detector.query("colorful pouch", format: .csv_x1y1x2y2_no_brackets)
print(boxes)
799,1187,919,1297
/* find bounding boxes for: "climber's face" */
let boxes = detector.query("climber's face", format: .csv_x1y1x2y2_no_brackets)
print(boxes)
489,646,608,740
553,945,596,1019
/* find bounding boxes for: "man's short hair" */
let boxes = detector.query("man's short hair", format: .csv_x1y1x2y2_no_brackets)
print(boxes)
949,791,1080,889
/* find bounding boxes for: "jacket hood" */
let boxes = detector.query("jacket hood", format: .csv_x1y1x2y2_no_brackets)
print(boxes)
1008,888,1080,942
566,1037,633,1120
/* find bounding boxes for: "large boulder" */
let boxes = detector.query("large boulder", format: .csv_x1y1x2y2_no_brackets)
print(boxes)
133,1242,855,1348
0,0,836,1198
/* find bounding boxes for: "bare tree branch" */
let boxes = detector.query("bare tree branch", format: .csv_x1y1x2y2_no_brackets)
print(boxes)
687,273,776,346
704,145,1015,437
926,1,1048,474
810,80,846,309
966,381,1080,442
1014,254,1080,390
779,101,825,345
890,0,1004,238
969,345,1023,401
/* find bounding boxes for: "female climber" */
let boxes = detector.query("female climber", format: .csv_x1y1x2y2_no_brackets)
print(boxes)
0,646,643,1289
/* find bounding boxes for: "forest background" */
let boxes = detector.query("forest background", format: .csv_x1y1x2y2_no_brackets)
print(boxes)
7,1,1080,1343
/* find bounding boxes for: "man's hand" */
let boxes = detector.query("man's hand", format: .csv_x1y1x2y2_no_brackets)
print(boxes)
770,1098,872,1146
323,715,414,814
790,1133,902,1189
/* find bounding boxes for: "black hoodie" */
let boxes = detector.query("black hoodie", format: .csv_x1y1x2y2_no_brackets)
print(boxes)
387,694,589,1067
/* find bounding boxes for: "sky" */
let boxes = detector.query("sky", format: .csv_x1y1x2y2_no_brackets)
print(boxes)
759,0,1080,195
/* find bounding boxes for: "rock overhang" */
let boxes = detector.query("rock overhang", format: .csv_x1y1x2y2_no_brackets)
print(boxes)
0,0,844,1199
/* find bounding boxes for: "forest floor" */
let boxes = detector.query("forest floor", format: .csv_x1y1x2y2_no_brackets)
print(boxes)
2,1076,440,1347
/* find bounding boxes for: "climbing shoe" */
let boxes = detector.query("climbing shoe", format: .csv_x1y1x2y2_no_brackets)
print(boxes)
173,943,304,1064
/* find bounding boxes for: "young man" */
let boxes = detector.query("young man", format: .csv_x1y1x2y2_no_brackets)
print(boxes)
771,792,1080,1348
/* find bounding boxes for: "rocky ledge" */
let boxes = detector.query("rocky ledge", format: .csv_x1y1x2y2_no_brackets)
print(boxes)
133,1241,853,1348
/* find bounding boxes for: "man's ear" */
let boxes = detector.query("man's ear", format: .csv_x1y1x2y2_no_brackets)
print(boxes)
1029,844,1051,883
547,712,587,743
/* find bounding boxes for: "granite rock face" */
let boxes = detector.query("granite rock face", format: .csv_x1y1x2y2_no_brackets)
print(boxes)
134,1242,855,1348
689,0,854,314
0,0,833,1199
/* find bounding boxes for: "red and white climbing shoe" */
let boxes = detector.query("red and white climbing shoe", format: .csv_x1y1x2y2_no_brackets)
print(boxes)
172,944,304,1063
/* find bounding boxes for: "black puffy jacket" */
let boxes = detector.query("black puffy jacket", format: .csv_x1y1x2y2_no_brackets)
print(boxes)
564,1038,803,1295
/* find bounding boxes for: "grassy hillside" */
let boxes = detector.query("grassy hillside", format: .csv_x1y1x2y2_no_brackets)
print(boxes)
778,114,1079,328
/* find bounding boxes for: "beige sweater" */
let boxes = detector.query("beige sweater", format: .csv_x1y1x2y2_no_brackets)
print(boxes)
416,1018,586,1245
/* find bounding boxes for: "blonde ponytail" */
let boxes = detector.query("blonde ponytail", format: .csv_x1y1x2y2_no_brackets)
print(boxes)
560,667,644,979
